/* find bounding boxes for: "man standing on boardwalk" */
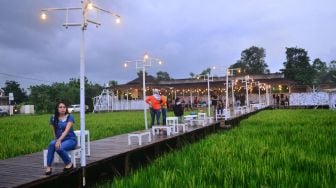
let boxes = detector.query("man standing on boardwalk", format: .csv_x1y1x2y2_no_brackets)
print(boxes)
146,89,162,127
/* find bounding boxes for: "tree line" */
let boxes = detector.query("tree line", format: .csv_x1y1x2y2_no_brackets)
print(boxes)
2,46,335,113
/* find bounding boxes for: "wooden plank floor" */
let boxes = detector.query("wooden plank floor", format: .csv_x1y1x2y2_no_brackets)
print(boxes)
0,121,219,188
0,107,269,187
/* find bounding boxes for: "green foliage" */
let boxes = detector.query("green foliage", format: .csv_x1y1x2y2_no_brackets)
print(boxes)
1,80,28,104
28,78,102,113
238,46,269,75
0,111,149,159
156,71,171,81
108,80,118,87
102,109,336,187
200,67,212,75
282,47,315,84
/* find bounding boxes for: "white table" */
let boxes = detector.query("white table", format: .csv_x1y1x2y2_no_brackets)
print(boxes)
128,131,151,145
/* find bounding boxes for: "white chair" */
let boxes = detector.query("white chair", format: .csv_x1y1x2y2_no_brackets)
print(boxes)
43,130,90,168
216,109,230,121
128,131,151,145
167,116,187,133
74,130,91,156
189,113,206,126
152,125,172,136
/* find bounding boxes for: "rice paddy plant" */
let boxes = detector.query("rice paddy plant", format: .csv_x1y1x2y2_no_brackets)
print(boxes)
0,111,154,159
101,109,336,187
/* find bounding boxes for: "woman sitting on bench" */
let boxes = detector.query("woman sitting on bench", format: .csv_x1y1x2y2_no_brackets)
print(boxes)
45,101,77,175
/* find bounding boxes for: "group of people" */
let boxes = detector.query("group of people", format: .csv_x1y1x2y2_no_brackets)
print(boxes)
145,88,185,126
145,89,168,126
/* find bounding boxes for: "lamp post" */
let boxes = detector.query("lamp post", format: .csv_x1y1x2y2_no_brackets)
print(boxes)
41,0,120,171
124,53,163,129
243,75,250,107
226,68,241,112
196,73,212,117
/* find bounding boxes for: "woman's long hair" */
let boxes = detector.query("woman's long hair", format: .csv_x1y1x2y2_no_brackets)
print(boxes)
52,101,69,132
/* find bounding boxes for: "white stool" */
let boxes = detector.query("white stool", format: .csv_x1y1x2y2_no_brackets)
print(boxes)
43,142,80,168
128,131,151,145
166,117,178,133
74,130,91,156
43,130,90,168
152,125,173,136
176,123,187,132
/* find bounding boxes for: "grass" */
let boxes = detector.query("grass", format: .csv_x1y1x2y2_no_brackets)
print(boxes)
0,111,153,159
96,109,336,187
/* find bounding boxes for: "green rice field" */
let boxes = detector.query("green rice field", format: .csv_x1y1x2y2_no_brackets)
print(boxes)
97,109,336,187
0,111,156,159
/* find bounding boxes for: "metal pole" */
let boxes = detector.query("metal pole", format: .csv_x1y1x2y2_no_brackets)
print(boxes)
207,73,211,117
245,76,249,107
142,65,148,129
231,79,234,109
266,84,270,105
258,82,261,104
126,89,129,110
80,12,86,167
225,69,229,112
190,91,193,107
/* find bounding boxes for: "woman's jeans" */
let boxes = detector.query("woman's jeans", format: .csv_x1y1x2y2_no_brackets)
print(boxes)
150,108,161,126
47,138,77,166
161,108,167,125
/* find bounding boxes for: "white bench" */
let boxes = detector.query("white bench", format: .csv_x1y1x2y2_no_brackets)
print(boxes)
216,109,230,121
74,130,91,156
167,117,186,133
43,130,90,168
189,113,206,126
152,125,174,136
128,131,151,145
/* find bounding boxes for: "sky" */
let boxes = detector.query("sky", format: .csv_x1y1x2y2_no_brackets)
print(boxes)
0,0,336,90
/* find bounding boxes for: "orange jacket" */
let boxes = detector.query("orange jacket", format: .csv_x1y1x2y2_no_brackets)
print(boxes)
161,95,167,108
146,95,161,110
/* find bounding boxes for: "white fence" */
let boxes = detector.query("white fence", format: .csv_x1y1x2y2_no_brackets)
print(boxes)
93,89,336,112
93,89,147,112
289,92,329,106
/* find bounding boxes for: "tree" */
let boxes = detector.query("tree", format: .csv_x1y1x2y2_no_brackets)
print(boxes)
329,60,336,70
156,71,171,81
1,80,27,104
281,47,315,84
239,46,269,74
190,72,195,78
200,68,212,75
137,70,148,78
311,58,328,84
28,78,102,113
312,58,327,73
108,80,118,87
230,60,247,73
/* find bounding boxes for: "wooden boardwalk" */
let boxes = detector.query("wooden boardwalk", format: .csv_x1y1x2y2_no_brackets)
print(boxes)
0,107,267,187
0,122,221,188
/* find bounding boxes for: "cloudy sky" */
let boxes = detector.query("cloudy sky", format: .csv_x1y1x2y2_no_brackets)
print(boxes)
1,0,335,89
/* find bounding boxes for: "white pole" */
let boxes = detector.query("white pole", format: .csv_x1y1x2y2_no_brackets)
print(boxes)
225,70,229,112
207,73,211,117
190,91,193,107
231,79,234,109
266,84,270,105
142,66,148,129
107,89,110,112
245,76,249,107
80,4,87,167
126,90,129,110
258,82,261,104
